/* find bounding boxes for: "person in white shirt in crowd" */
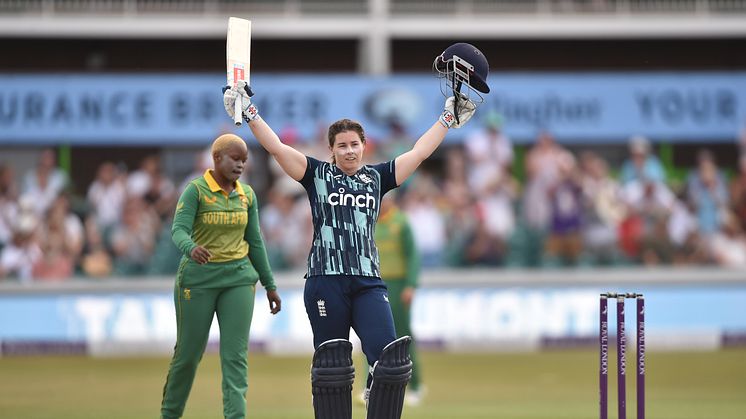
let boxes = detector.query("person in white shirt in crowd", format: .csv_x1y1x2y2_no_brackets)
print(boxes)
474,162,518,263
87,161,127,233
0,164,19,250
579,152,626,265
0,213,41,282
463,110,513,194
33,194,84,280
709,210,746,267
126,154,176,221
21,148,69,217
402,176,447,268
666,194,708,265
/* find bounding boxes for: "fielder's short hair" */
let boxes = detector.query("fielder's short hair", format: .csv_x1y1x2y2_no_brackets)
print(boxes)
211,133,246,158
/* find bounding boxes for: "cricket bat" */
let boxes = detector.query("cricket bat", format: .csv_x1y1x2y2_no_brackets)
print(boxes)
226,17,251,126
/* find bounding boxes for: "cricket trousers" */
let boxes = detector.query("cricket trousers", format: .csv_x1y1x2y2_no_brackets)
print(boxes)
384,279,422,391
161,259,256,419
304,275,397,370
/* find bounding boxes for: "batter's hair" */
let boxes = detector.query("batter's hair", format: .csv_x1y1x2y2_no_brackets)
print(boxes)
328,119,366,163
211,133,246,158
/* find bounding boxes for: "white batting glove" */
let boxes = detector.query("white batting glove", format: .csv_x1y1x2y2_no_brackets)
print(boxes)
439,96,476,129
223,81,260,122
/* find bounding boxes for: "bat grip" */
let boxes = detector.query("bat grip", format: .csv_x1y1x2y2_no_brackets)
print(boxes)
234,95,242,126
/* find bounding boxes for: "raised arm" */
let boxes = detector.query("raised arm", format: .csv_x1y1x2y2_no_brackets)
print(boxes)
246,118,307,181
224,82,307,181
394,96,476,186
394,123,448,186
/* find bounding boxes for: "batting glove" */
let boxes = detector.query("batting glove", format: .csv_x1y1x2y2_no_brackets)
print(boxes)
223,81,259,122
439,96,476,129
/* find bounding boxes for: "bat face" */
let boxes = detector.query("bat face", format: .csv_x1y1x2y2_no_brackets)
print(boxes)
227,17,251,88
226,17,251,125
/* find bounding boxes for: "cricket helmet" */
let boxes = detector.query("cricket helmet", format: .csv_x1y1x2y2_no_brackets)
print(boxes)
433,42,490,103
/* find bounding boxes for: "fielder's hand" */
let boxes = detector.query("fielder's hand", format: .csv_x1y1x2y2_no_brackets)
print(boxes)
190,246,212,265
223,81,259,122
266,289,282,315
439,96,476,129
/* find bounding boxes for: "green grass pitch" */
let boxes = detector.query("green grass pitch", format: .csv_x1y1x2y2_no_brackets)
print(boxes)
1,348,745,418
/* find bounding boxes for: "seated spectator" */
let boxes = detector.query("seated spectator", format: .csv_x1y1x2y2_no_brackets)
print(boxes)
474,166,518,264
87,161,127,232
463,215,504,266
442,148,469,203
0,213,42,282
619,136,665,185
580,152,626,265
686,149,728,237
621,179,676,265
127,155,176,221
545,153,584,266
668,198,708,265
521,131,570,266
33,195,84,280
729,154,746,232
402,177,447,268
80,216,113,278
0,164,19,250
442,187,478,266
21,148,69,217
464,111,513,194
260,184,313,270
709,211,746,267
110,198,160,276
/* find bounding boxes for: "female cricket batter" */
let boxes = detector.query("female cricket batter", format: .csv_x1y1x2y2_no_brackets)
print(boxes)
160,133,282,419
223,42,488,419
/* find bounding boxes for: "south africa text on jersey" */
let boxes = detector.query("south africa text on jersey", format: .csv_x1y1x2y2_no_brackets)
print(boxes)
201,211,248,225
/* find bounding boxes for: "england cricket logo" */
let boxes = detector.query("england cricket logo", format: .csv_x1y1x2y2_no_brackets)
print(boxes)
317,300,327,317
358,173,373,184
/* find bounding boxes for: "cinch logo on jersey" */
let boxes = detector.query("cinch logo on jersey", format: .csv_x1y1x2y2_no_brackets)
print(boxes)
327,188,376,208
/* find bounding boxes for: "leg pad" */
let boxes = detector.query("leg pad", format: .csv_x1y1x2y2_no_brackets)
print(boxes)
366,336,413,419
312,339,355,419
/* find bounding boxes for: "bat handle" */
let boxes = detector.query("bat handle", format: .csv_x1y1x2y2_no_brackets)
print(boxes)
234,95,243,126
453,80,463,125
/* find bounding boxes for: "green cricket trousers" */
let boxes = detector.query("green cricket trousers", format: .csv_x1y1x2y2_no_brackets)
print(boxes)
161,258,256,419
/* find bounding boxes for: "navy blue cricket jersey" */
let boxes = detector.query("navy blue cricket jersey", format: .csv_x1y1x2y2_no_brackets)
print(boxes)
299,156,398,277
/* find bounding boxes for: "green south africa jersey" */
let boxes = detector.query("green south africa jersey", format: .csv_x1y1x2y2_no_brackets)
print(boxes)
299,156,398,278
374,207,419,286
171,170,275,289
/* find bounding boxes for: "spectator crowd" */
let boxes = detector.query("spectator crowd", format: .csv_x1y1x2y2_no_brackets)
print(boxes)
2,116,746,282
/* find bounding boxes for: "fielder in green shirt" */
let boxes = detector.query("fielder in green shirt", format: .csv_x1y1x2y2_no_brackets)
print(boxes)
373,196,425,406
161,133,281,419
